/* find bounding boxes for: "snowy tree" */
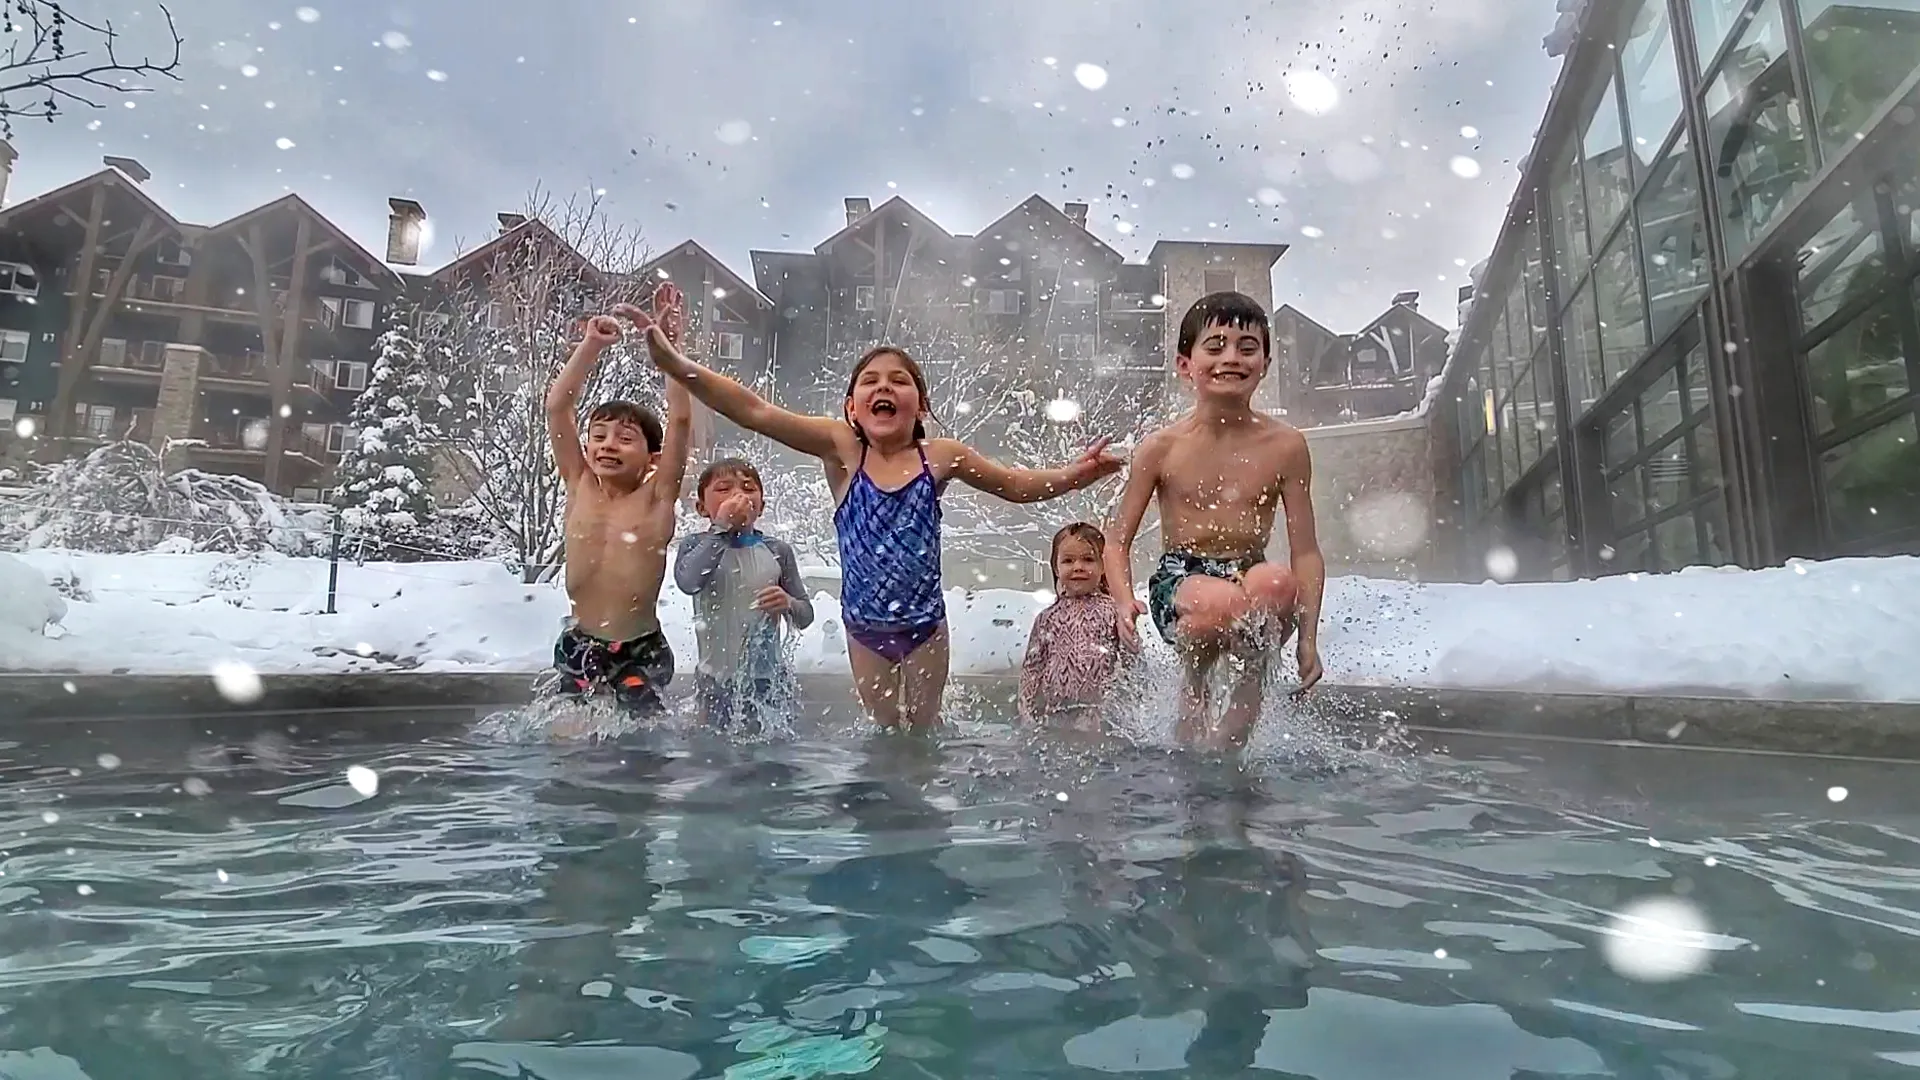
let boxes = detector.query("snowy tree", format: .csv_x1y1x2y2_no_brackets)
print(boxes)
0,440,326,555
330,317,438,557
417,187,665,582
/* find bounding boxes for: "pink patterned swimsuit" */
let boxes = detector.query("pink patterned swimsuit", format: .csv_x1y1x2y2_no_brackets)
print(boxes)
1019,593,1127,721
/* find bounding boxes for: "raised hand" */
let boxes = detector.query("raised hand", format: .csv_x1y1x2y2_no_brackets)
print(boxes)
652,281,684,346
582,313,623,349
1071,436,1125,485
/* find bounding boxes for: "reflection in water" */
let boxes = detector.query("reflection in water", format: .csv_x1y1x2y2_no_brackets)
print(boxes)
0,718,1915,1076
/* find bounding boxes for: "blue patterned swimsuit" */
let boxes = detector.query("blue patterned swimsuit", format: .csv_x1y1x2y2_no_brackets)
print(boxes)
833,443,945,662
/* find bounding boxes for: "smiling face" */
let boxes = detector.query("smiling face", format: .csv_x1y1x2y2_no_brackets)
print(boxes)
1052,532,1104,597
1177,317,1270,402
584,418,654,482
844,348,929,445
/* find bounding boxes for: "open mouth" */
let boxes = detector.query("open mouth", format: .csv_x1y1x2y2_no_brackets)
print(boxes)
1211,369,1250,382
593,456,623,468
870,399,898,417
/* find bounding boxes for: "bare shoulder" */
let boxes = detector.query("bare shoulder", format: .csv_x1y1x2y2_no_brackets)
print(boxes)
1265,415,1310,461
1133,424,1181,466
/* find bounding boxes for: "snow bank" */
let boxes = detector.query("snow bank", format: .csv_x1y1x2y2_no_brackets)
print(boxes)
3,549,1918,703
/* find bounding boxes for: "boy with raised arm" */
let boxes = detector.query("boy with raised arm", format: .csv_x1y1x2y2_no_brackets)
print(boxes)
543,282,693,717
1105,291,1325,749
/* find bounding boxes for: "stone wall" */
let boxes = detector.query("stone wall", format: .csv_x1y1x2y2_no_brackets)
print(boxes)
1155,246,1285,410
1263,411,1439,579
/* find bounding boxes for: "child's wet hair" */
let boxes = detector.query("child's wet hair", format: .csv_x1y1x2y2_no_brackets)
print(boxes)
1049,521,1107,587
844,345,935,443
1177,291,1271,358
696,456,763,503
586,400,664,453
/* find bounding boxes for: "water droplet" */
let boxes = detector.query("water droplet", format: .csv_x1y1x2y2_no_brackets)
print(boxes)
715,119,752,145
1484,545,1518,581
346,766,379,797
1827,786,1848,803
274,137,295,151
13,417,34,438
381,30,410,50
95,753,120,770
1283,70,1340,115
1170,163,1195,180
182,777,211,797
1460,125,1479,138
1110,116,1126,127
426,69,448,82
1449,155,1482,179
1055,791,1070,803
210,660,264,704
1072,62,1108,91
1255,187,1283,206
1044,397,1082,423
76,884,94,896
296,6,320,22
1601,897,1716,982
40,810,58,824
240,64,259,78
1299,225,1324,239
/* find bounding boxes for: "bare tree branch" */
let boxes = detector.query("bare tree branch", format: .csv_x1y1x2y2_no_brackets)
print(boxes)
0,2,183,137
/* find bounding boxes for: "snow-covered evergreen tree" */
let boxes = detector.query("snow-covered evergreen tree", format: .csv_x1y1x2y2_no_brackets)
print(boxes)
331,321,438,554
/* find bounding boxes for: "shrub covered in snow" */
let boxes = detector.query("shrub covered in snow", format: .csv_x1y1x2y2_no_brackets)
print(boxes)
330,320,440,558
0,551,64,635
0,441,329,555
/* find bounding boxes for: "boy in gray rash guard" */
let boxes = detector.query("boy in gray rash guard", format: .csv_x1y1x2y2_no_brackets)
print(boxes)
674,457,814,731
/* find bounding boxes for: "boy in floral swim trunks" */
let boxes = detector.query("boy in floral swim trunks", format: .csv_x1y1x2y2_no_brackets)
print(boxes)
1105,291,1325,749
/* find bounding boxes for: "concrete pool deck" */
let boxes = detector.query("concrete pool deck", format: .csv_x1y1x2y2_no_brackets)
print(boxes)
3,671,1918,760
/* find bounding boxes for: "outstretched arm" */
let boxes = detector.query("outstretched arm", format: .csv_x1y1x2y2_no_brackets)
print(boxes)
544,316,621,484
1279,432,1325,686
643,329,845,460
934,437,1123,504
673,531,730,596
652,373,695,504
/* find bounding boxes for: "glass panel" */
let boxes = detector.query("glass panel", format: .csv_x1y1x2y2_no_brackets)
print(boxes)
1505,276,1532,363
1642,365,1686,443
1699,495,1734,563
1564,282,1605,413
1637,129,1711,341
1517,368,1541,473
1606,403,1641,468
1795,197,1887,334
1644,441,1691,513
1799,0,1920,163
1484,435,1503,507
1804,299,1910,434
1499,406,1520,495
1691,0,1756,66
1523,225,1550,347
1491,310,1516,402
1594,227,1650,386
1821,410,1920,542
1622,0,1685,175
1544,467,1564,519
1704,0,1816,258
1654,511,1700,570
1682,338,1714,418
1610,528,1653,573
1691,415,1726,494
1582,76,1634,238
1550,153,1592,282
1533,345,1560,451
1612,470,1648,529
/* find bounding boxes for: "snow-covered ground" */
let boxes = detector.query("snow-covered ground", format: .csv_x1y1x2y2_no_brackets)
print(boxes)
2,548,1918,703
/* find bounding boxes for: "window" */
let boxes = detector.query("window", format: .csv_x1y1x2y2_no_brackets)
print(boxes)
1805,301,1908,435
1592,334,1731,572
327,423,349,454
1203,270,1237,294
1796,197,1886,335
985,289,1021,315
78,403,115,439
1056,333,1097,359
484,301,510,330
0,261,39,298
322,296,377,329
147,274,185,301
301,422,327,447
1550,153,1592,286
0,398,15,423
291,487,321,504
334,360,368,392
1562,281,1604,412
1620,0,1684,175
1521,225,1549,350
154,240,191,268
1594,227,1649,387
1058,279,1097,305
1821,412,1920,544
0,329,27,362
1580,75,1633,239
714,331,744,361
1637,129,1710,340
1798,1,1920,162
309,358,334,386
318,257,370,288
1704,0,1813,259
1692,0,1755,65
854,285,876,311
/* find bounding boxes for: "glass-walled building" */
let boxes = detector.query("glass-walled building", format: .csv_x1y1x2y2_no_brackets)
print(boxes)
1442,0,1920,579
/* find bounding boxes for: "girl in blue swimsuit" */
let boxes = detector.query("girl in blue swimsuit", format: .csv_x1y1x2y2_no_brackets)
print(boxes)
646,341,1122,729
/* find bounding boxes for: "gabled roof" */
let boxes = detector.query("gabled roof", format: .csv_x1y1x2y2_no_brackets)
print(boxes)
203,193,402,286
428,216,596,283
0,167,189,234
973,194,1121,262
1147,240,1290,268
634,239,771,309
811,195,952,254
748,248,818,304
1359,300,1448,339
1273,303,1337,341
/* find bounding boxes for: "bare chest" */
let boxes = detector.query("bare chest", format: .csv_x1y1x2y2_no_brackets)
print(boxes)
568,487,668,553
1159,439,1286,512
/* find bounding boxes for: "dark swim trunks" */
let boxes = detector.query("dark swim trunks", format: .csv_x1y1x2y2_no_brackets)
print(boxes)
1146,550,1260,645
553,626,675,716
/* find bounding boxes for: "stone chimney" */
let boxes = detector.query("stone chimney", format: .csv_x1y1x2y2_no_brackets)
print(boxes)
844,197,871,227
1063,201,1089,228
0,141,16,207
387,198,426,266
497,212,527,234
1391,289,1420,311
103,155,150,183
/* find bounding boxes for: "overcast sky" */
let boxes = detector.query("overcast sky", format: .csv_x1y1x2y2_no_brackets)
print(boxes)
13,0,1564,332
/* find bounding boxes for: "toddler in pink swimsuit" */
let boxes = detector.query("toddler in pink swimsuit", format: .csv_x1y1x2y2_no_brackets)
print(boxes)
1020,523,1137,726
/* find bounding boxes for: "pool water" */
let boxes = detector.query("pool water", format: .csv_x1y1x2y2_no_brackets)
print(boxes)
1,707,1918,1078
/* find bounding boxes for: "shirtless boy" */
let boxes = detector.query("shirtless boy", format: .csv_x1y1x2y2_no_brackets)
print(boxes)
543,282,693,716
1105,291,1325,748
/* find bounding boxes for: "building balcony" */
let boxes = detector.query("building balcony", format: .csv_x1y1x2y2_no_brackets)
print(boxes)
187,417,330,468
197,350,328,403
99,280,323,330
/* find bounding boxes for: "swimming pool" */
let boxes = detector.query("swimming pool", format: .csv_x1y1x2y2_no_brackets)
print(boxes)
0,704,1916,1078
